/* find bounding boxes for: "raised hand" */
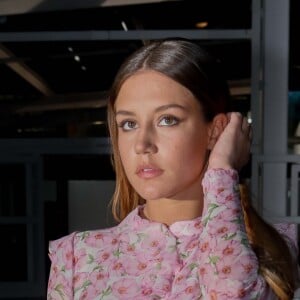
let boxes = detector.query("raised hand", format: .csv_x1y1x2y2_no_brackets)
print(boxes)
208,112,252,171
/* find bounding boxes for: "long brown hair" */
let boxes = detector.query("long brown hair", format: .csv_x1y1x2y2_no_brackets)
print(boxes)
107,38,297,298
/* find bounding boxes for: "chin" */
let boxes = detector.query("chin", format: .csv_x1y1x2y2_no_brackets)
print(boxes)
135,188,166,201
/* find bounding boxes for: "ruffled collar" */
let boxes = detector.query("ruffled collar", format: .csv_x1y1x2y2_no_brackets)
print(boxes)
119,205,203,238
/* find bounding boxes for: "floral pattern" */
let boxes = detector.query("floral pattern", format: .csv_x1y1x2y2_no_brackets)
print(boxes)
47,169,296,299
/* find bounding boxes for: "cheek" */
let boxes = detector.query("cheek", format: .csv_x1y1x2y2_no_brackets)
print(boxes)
118,138,134,172
165,133,208,170
181,144,207,168
118,134,130,154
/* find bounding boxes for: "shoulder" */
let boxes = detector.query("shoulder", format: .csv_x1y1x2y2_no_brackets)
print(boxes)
48,207,141,270
73,226,122,250
48,227,122,279
272,222,299,267
272,222,298,252
273,222,300,287
49,226,121,256
47,224,133,298
273,222,297,242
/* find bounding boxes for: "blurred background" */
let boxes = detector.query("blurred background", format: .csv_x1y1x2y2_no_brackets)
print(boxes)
0,0,299,298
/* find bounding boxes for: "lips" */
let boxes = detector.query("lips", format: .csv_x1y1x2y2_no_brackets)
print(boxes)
136,164,163,179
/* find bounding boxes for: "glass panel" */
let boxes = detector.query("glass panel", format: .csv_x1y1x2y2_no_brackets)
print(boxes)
0,224,27,281
289,0,300,154
288,92,300,153
0,164,26,216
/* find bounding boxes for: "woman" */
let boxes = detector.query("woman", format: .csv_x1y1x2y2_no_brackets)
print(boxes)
47,38,299,299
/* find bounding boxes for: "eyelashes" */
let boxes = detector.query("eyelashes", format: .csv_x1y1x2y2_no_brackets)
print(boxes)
158,115,179,126
118,120,138,131
117,115,181,132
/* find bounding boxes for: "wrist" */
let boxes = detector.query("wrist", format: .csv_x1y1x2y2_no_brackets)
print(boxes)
207,163,234,171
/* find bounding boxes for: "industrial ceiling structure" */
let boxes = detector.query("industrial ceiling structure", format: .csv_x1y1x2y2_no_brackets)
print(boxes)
0,0,298,138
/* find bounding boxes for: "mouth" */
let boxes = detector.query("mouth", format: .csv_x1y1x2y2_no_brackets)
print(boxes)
136,165,164,179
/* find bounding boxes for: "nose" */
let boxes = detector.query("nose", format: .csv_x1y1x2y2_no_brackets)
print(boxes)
134,126,158,155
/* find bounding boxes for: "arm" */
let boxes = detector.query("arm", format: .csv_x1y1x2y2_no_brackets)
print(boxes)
200,168,269,299
199,113,273,298
47,233,76,299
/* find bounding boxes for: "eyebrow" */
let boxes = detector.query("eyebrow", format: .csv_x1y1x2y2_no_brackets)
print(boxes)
115,104,188,116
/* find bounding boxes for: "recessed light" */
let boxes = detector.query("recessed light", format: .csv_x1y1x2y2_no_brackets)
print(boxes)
74,55,80,62
195,21,208,29
121,21,128,31
93,121,105,125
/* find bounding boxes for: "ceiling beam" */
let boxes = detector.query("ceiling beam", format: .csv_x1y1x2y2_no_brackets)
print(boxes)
0,29,251,42
101,0,177,6
0,43,55,96
15,91,107,113
0,0,175,15
13,79,250,114
228,79,251,96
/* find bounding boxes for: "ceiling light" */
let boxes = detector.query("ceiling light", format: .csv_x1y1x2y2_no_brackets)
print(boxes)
68,47,74,52
81,65,87,71
247,111,252,124
195,21,208,29
74,55,80,62
93,121,105,125
121,21,128,31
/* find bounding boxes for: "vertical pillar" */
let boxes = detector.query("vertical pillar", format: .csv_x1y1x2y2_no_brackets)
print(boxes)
262,0,290,218
250,0,263,211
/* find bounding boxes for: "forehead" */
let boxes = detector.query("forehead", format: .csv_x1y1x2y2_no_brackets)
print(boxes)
115,70,199,110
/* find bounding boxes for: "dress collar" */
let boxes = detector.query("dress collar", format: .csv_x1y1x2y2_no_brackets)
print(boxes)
120,205,203,238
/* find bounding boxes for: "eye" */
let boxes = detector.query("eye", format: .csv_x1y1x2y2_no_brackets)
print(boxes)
158,115,179,126
119,120,138,131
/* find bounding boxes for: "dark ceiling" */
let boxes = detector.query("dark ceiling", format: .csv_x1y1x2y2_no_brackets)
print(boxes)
0,0,298,138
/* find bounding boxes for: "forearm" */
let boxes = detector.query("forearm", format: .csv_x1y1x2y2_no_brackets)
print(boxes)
200,168,268,299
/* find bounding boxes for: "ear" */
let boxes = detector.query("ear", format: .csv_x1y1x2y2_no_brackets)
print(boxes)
207,113,228,150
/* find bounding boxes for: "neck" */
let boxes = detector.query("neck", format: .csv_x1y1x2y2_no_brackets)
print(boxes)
143,198,203,226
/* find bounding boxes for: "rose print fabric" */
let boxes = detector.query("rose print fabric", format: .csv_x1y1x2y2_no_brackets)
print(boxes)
47,169,297,299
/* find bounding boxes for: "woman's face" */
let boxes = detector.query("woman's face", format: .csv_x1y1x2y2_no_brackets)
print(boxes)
115,70,211,201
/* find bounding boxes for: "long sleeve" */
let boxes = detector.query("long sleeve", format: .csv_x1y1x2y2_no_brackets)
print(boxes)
46,168,297,300
199,168,270,299
47,232,76,300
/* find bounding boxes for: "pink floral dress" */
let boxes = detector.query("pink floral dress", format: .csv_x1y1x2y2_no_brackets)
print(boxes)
47,169,297,299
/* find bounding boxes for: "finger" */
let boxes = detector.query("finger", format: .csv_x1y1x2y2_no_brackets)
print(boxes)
226,112,232,121
229,112,243,128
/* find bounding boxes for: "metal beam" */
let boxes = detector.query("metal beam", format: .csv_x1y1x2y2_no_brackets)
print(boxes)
13,80,250,114
228,79,251,96
263,0,289,154
0,138,111,154
0,29,252,42
15,93,108,113
0,44,55,96
250,0,263,211
0,0,173,15
261,0,290,218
